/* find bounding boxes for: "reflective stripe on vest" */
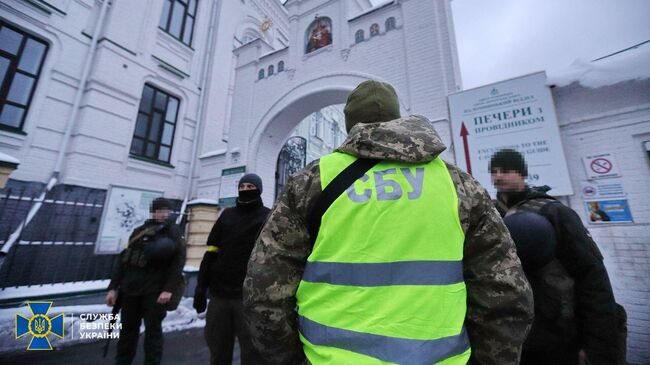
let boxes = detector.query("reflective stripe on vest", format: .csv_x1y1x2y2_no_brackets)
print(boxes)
296,152,469,364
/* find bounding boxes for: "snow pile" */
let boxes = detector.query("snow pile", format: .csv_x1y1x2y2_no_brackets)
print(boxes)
184,265,200,272
0,280,111,301
0,152,19,165
548,42,650,88
187,198,219,206
0,297,204,353
160,297,206,333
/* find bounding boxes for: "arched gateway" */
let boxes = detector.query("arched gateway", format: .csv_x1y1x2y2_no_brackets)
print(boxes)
197,0,462,204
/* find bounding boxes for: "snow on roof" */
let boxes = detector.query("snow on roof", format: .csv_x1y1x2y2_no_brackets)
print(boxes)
0,152,19,165
199,149,227,159
548,41,650,88
187,198,219,206
349,0,395,22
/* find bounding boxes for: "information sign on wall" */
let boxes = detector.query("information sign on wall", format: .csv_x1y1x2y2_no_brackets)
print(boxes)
219,166,246,207
448,72,573,197
96,186,162,254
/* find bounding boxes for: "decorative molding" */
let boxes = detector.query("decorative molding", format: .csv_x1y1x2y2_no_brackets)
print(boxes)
152,55,190,79
250,0,289,31
81,31,138,56
340,48,350,61
24,0,53,15
302,44,333,61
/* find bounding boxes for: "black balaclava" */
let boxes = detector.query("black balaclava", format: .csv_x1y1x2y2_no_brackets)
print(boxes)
238,173,263,204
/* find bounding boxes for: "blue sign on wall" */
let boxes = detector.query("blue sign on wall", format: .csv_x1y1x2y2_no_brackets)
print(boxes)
585,199,633,224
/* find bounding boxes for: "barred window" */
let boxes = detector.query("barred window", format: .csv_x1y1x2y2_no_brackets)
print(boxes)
268,64,274,76
130,84,179,164
159,0,198,46
385,17,396,31
0,21,48,132
355,29,364,43
278,61,285,72
258,69,264,80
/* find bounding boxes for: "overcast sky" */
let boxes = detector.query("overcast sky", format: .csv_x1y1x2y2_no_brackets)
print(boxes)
447,0,650,89
284,0,650,89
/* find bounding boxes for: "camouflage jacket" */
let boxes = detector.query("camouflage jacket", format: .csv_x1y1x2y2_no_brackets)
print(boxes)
243,116,534,364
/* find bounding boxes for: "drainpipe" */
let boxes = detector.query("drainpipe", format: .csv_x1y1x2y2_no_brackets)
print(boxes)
1,0,111,256
177,0,220,224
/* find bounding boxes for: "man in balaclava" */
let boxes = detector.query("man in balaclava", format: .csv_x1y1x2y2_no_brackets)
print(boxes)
243,80,534,364
193,174,270,365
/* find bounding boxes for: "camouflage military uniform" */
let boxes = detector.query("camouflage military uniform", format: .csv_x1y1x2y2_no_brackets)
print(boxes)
243,115,533,365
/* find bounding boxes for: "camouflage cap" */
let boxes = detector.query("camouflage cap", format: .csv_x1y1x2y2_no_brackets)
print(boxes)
344,80,401,132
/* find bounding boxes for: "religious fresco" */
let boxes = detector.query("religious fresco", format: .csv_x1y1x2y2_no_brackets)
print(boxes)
370,23,380,37
306,17,332,53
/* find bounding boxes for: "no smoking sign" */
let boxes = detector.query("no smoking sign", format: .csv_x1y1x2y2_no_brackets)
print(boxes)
590,158,612,174
583,153,620,179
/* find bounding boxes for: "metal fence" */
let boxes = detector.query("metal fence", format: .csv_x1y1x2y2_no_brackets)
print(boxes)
0,182,116,289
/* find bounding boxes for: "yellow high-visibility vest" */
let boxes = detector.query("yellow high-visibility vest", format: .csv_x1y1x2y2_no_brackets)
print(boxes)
296,152,470,364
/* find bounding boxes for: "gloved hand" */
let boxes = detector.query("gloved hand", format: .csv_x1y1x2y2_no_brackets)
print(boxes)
193,287,207,314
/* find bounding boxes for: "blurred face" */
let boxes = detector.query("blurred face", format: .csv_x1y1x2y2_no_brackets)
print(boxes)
490,167,526,193
151,208,170,221
239,182,257,191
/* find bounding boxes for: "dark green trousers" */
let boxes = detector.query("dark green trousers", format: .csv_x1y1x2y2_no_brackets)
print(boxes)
116,293,167,365
205,296,262,365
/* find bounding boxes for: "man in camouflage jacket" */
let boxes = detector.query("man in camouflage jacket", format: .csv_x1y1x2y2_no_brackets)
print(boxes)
243,80,533,365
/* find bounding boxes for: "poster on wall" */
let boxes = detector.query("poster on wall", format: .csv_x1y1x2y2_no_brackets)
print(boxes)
219,166,246,207
584,199,633,224
96,186,162,254
581,179,633,224
448,72,573,198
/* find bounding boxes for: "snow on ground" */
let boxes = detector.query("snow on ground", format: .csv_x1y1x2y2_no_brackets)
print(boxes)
0,280,110,301
548,41,650,88
0,297,204,353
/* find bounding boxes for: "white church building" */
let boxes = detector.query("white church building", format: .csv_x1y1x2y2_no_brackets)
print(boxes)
0,0,648,362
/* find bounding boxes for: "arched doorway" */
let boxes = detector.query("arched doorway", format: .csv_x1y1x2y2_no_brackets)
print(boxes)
275,136,306,200
247,73,408,204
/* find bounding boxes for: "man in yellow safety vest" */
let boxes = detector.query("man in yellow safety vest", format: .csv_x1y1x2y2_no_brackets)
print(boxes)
243,80,534,364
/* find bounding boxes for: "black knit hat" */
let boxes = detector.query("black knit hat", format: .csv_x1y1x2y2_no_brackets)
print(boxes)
489,149,528,176
150,197,172,212
239,173,263,193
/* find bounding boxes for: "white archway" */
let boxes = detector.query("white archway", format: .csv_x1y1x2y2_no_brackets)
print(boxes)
247,72,409,203
199,0,461,205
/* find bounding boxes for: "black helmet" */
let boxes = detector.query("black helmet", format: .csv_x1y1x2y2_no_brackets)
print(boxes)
144,237,176,261
504,211,557,271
